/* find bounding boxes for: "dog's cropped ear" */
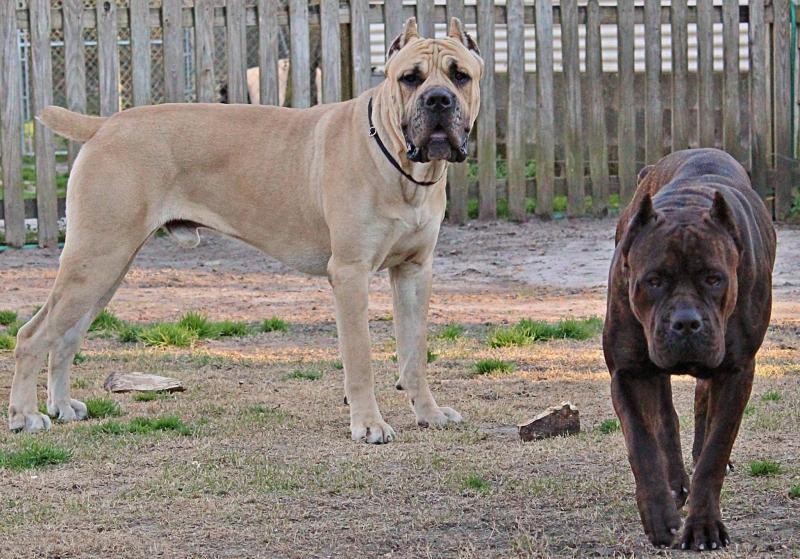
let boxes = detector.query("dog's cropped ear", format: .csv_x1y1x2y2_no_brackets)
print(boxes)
709,191,743,253
386,17,420,62
619,194,658,261
448,17,481,58
637,165,654,185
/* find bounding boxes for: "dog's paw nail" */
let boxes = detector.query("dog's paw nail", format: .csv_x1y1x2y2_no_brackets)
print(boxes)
681,543,687,550
670,528,678,535
711,542,718,549
417,420,429,428
699,544,705,550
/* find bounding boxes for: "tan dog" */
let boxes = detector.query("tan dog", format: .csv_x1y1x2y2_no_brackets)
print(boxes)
9,18,483,444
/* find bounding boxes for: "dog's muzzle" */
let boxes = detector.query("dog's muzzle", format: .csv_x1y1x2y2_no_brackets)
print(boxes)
405,87,470,163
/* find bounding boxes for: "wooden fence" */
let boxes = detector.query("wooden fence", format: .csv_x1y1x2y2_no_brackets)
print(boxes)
0,1,797,248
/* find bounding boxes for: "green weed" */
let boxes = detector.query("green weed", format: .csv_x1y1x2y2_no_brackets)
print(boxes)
472,359,514,376
261,317,289,333
0,310,17,326
0,440,72,470
85,397,122,419
438,324,465,340
761,390,782,402
285,370,322,381
463,474,491,494
91,415,191,436
598,419,621,434
749,460,782,477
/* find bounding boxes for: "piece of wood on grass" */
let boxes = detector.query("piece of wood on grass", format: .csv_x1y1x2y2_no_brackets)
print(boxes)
518,401,580,442
104,372,185,393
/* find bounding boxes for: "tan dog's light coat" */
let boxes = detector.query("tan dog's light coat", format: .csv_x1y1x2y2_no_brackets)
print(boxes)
10,18,483,444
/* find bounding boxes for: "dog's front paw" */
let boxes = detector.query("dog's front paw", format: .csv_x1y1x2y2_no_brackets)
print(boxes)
47,399,88,423
351,417,396,444
679,514,729,551
415,405,463,428
8,410,52,433
639,498,681,548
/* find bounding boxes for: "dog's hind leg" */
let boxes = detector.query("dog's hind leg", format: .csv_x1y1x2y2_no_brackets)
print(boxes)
10,229,148,432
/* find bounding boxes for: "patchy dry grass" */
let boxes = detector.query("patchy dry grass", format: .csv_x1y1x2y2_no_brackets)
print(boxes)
0,314,797,557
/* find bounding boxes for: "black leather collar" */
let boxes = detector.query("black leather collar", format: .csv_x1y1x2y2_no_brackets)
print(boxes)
367,98,445,187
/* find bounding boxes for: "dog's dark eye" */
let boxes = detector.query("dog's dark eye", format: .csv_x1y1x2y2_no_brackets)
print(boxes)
705,274,723,287
400,73,422,87
647,276,663,288
453,70,470,85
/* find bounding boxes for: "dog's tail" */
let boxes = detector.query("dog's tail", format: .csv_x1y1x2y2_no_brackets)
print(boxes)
37,106,107,142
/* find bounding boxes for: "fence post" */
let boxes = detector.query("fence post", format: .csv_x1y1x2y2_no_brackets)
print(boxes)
350,0,371,96
446,0,468,224
226,0,247,104
586,0,609,216
561,0,584,217
63,0,86,169
257,0,280,105
97,0,119,116
289,0,311,107
0,1,25,247
194,0,216,103
29,0,58,248
722,0,742,162
749,0,770,202
671,0,689,152
385,0,404,54
773,0,792,219
697,0,714,147
476,0,496,220
617,0,636,204
644,0,662,164
130,0,151,106
506,0,526,222
535,0,555,217
320,0,342,104
163,0,184,103
417,0,435,39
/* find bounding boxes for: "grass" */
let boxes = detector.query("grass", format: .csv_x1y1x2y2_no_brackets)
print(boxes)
0,440,72,470
472,359,514,376
748,460,782,477
261,317,289,333
790,485,800,499
89,308,125,333
0,310,17,326
72,351,87,365
331,360,344,370
761,390,782,402
0,333,14,350
743,403,756,417
84,397,122,419
438,323,465,340
90,415,192,436
462,474,491,494
137,323,198,348
488,317,603,348
285,369,323,381
598,418,621,434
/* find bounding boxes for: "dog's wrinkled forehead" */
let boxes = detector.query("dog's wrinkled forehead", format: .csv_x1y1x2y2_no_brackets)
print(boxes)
384,17,484,83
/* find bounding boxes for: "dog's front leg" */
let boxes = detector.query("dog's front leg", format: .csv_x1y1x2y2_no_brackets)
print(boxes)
611,371,682,547
390,259,462,428
329,260,395,444
680,361,754,551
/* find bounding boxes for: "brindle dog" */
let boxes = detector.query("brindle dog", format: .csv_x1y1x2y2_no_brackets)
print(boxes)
603,148,775,551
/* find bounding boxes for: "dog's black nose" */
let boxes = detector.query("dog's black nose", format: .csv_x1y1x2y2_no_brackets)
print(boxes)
670,308,703,336
423,87,455,112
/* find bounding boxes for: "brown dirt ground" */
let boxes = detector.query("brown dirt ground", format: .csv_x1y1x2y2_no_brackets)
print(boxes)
0,219,798,558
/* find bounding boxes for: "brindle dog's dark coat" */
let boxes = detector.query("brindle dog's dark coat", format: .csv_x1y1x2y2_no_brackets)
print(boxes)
603,148,775,551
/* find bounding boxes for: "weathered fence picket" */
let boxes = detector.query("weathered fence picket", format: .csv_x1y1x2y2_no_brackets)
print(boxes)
1,0,25,247
476,0,496,221
445,0,468,225
63,0,85,168
29,0,58,247
1,1,798,246
586,0,609,216
130,0,151,106
505,0,525,222
616,0,636,204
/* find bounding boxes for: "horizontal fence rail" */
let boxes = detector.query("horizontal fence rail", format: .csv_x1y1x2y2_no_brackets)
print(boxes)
0,1,797,248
